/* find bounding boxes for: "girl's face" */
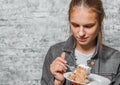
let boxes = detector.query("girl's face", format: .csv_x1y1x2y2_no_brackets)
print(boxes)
70,7,99,47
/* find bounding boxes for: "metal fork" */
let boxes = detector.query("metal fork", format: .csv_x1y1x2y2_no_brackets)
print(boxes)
66,64,77,72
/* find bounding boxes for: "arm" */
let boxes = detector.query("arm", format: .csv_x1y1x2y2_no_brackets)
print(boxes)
41,47,67,85
41,47,55,85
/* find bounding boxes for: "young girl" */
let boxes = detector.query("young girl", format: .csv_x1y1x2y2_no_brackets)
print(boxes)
41,0,120,85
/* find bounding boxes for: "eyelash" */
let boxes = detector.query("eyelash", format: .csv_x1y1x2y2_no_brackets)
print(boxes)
84,25,93,28
72,24,79,27
72,24,94,28
71,22,95,28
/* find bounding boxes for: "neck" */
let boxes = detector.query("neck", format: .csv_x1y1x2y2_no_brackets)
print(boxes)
75,42,96,55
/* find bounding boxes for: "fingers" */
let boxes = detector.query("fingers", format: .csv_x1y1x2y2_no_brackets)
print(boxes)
57,52,67,70
60,52,67,64
50,60,66,81
53,52,67,64
50,52,68,82
61,52,66,59
51,57,67,72
56,60,67,72
50,52,67,74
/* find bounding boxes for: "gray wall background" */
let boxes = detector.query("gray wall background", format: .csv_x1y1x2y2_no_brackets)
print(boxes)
0,0,120,85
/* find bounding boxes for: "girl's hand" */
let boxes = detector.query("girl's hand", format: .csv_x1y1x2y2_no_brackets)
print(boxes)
50,52,67,85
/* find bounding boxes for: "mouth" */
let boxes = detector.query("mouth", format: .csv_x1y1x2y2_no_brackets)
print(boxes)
78,37,88,42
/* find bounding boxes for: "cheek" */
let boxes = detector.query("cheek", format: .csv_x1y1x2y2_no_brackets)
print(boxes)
70,27,78,34
87,28,99,36
71,27,79,35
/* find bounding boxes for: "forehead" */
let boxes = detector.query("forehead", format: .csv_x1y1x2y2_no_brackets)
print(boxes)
70,6,97,23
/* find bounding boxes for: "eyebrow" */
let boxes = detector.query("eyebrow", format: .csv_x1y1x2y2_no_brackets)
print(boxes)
83,23,96,27
71,22,80,27
71,22,96,26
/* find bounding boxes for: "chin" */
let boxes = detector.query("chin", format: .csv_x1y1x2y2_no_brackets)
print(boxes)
79,43,88,46
78,41,88,46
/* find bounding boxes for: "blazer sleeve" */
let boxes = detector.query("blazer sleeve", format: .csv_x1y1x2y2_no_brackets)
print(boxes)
110,64,120,85
41,47,55,85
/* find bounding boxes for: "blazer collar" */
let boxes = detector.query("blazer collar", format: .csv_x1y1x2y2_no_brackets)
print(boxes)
62,35,101,59
62,35,76,53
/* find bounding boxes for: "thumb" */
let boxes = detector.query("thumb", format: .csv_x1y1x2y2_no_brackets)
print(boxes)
61,52,66,60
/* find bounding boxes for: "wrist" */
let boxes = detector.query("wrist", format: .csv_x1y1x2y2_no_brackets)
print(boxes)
54,79,64,85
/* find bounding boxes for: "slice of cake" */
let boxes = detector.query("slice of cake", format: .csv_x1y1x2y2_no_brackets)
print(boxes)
68,65,90,84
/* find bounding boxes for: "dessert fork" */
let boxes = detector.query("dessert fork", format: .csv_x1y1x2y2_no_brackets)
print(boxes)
66,64,77,72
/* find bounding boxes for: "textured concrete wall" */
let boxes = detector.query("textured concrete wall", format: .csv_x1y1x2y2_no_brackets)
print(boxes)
0,0,120,85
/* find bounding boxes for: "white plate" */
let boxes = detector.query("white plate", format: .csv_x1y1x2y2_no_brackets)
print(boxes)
63,72,111,85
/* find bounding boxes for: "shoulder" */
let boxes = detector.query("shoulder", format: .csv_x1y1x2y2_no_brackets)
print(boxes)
102,44,120,54
50,41,65,50
102,44,120,59
47,41,66,58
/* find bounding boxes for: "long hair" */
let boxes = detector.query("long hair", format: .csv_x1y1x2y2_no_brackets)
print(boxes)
68,0,105,53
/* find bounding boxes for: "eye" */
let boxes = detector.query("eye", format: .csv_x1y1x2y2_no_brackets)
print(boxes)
84,23,95,28
71,22,79,27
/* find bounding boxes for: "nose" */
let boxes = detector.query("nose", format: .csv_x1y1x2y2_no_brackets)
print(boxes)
78,26,85,36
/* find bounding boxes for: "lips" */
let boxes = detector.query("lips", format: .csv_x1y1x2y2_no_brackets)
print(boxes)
78,37,88,42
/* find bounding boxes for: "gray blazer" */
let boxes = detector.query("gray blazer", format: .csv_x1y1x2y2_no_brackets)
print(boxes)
41,35,120,85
